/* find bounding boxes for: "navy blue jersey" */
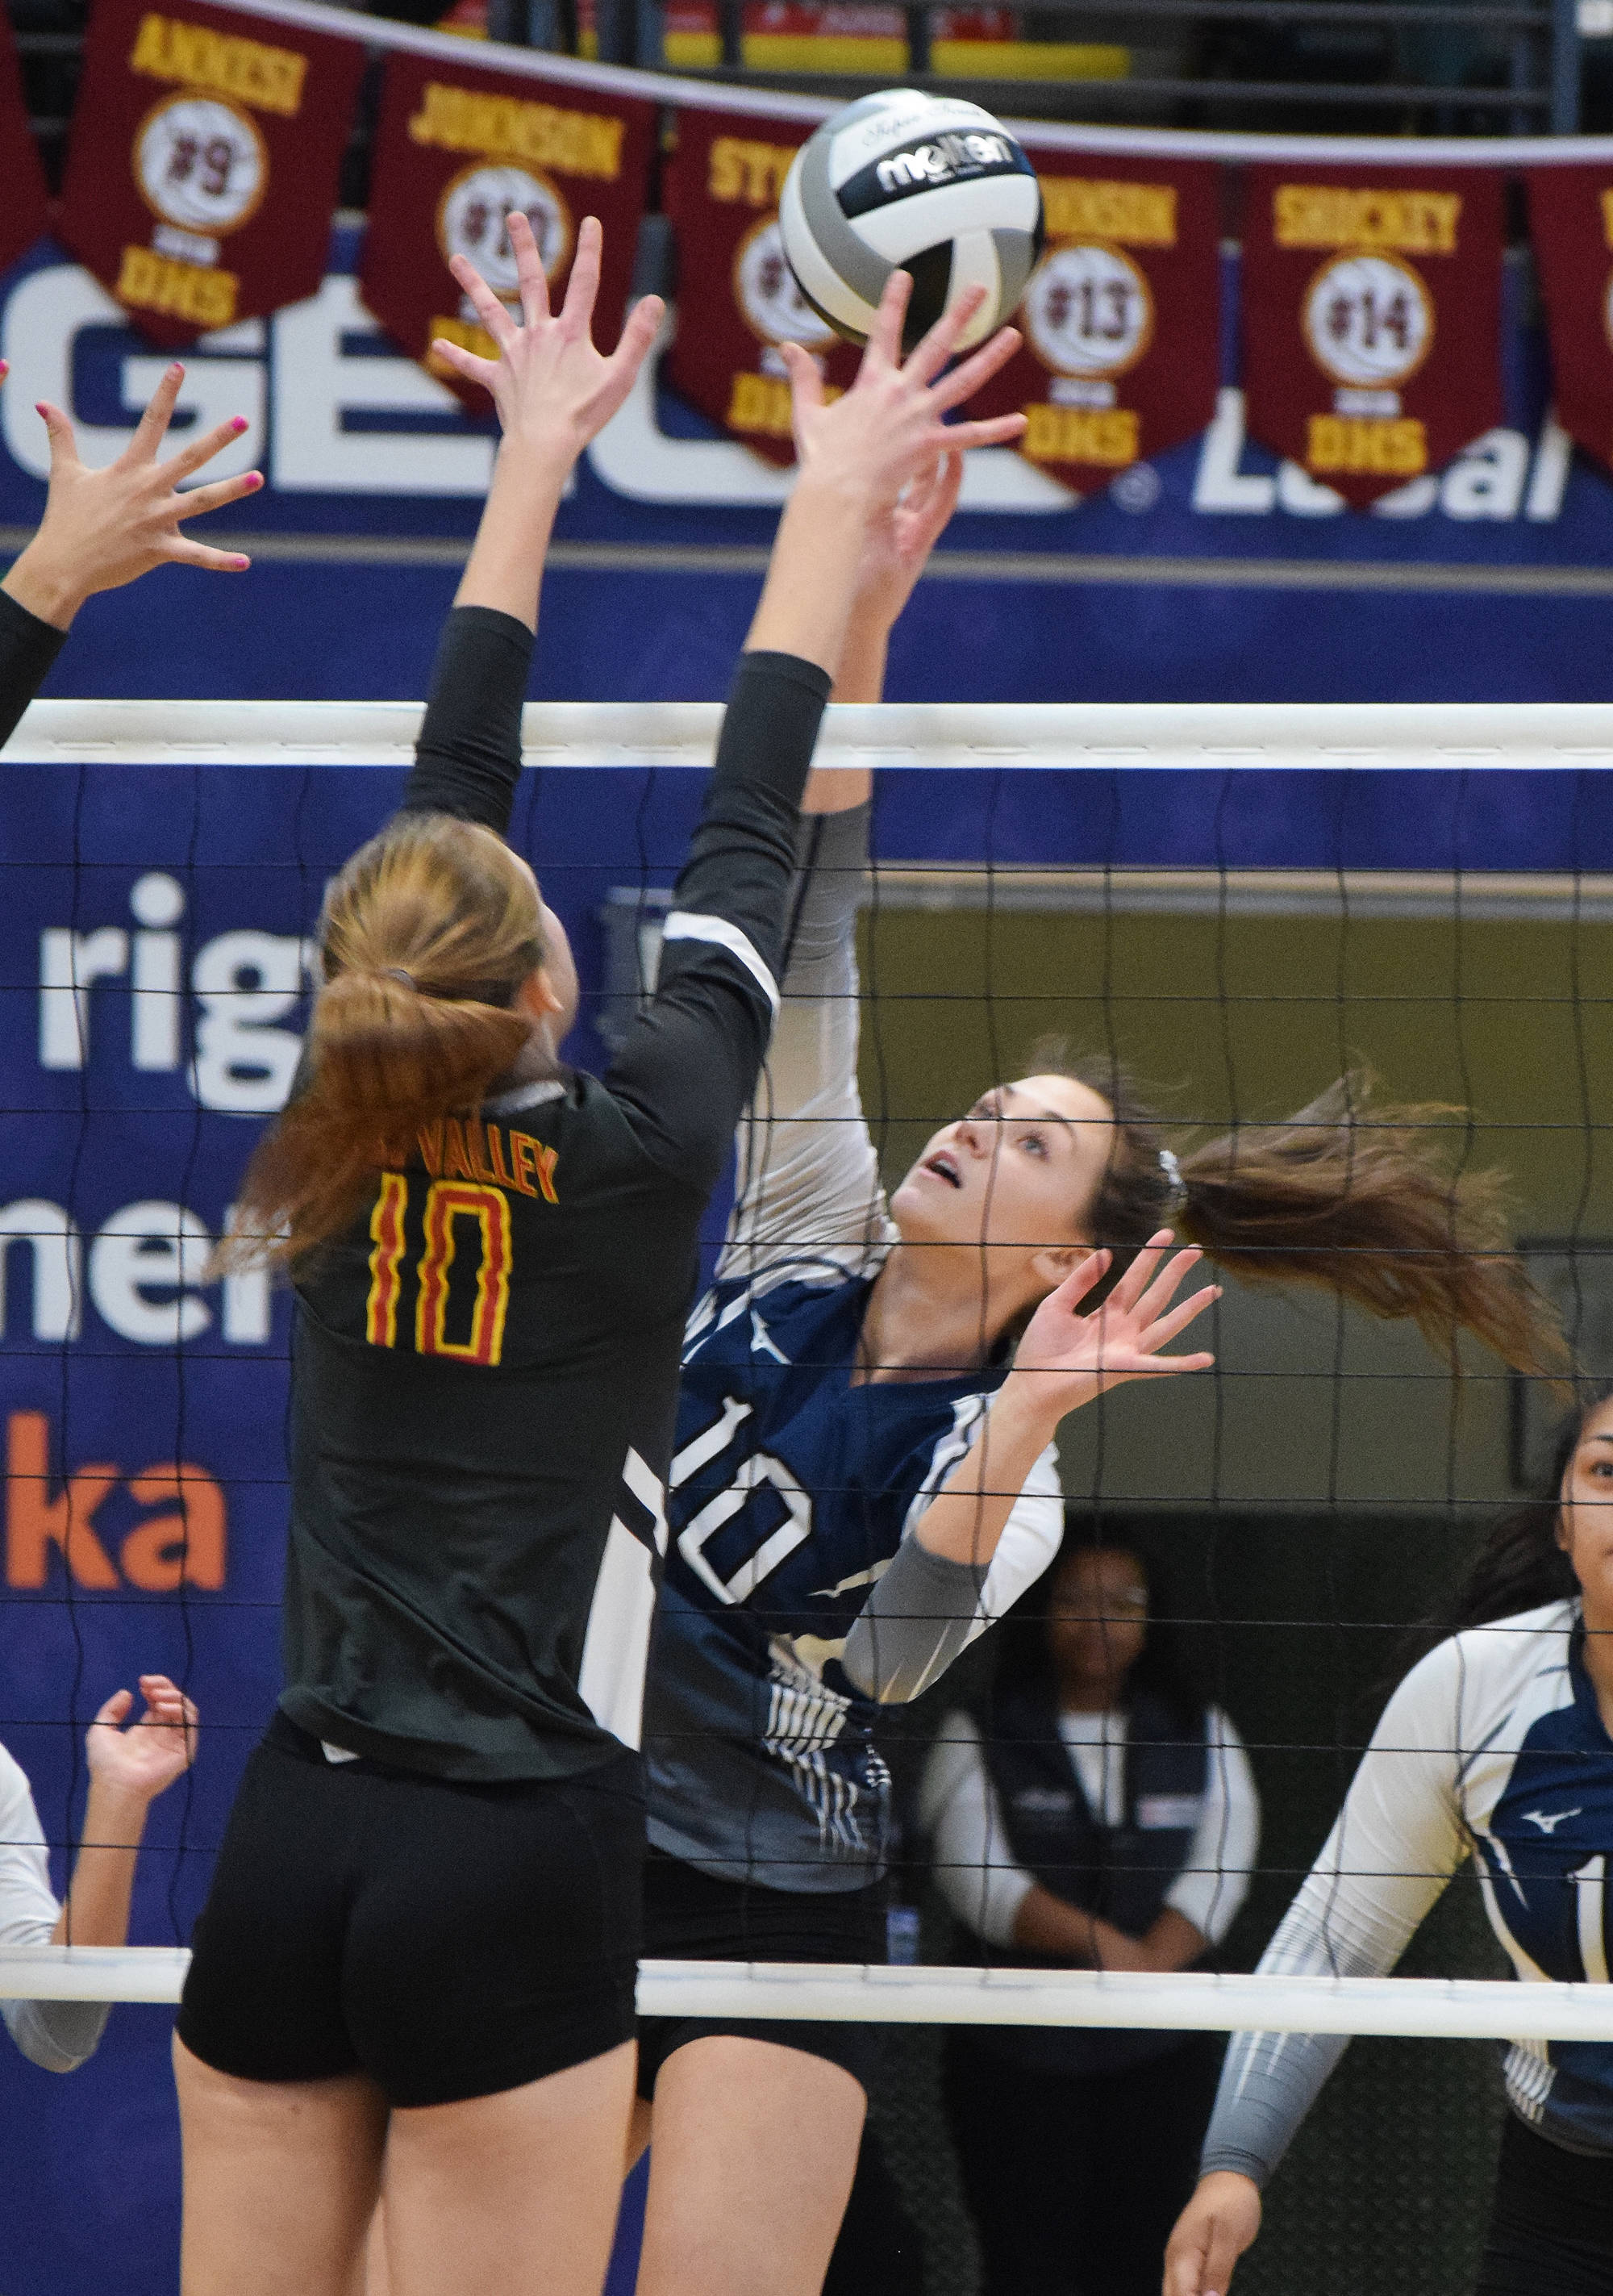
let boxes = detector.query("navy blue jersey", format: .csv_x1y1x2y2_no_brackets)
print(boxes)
1203,1599,1613,2179
642,806,1064,1891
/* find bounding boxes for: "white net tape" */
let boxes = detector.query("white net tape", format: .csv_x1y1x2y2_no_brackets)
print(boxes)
3,1952,1613,2039
10,697,1613,771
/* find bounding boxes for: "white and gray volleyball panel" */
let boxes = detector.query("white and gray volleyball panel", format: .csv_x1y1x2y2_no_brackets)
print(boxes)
780,88,1043,349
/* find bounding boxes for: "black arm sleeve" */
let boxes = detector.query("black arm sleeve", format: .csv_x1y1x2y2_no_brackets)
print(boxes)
606,649,831,1192
0,588,69,751
397,605,534,835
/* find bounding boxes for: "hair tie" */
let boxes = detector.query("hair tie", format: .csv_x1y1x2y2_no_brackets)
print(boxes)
382,966,417,991
1158,1147,1187,1218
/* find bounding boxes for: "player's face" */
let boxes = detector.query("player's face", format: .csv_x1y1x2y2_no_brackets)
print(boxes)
1046,1547,1149,1703
1558,1395,1613,1623
890,1074,1115,1258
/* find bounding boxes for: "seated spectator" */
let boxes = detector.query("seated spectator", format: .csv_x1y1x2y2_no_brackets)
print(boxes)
920,1536,1260,2296
2,1675,198,2072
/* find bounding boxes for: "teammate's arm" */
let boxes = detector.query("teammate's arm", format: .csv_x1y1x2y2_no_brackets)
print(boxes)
0,363,260,748
1165,1640,1472,2294
400,215,663,837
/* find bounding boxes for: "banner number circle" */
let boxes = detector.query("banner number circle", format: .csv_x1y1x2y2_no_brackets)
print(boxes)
134,94,268,236
1023,243,1154,380
1302,249,1434,388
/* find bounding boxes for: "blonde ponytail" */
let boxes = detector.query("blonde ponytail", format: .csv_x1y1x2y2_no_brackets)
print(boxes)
227,813,544,1270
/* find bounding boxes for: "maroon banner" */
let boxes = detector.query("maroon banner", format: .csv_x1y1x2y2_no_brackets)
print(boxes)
0,8,49,275
55,0,365,347
965,155,1219,496
1240,164,1504,509
1528,166,1613,481
361,52,656,410
659,106,859,468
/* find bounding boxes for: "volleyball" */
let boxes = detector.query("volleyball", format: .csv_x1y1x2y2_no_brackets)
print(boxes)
778,90,1044,353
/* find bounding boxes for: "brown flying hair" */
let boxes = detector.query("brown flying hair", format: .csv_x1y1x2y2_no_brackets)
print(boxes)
224,813,544,1271
1026,1038,1566,1383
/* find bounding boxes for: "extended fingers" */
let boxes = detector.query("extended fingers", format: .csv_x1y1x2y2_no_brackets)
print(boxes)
507,209,551,331
606,292,665,386
161,411,252,487
1137,1283,1221,1355
1106,1229,1177,1315
1131,1243,1208,1324
924,411,1027,453
560,213,603,334
929,324,1023,414
861,269,912,373
902,284,989,388
171,469,265,520
448,253,517,348
35,399,82,473
124,364,185,463
781,337,826,418
429,336,502,397
164,536,252,572
92,1689,135,1728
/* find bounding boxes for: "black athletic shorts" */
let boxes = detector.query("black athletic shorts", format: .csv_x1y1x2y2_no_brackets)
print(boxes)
1475,2113,1613,2296
177,1714,644,2109
636,1847,887,2100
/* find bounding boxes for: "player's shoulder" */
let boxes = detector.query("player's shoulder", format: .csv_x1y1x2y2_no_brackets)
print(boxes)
684,1262,867,1359
1398,1599,1578,1718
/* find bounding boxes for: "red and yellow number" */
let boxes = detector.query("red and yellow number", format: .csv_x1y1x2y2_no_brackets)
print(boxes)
365,1172,408,1348
363,1176,513,1367
415,1181,513,1367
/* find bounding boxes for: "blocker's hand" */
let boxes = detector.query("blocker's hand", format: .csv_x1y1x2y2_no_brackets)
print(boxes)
432,212,663,463
850,449,964,637
1007,1229,1219,1420
2,365,260,628
84,1674,199,1807
1163,2173,1263,2296
781,272,1026,520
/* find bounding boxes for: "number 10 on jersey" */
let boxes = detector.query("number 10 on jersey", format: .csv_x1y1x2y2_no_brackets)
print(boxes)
365,1174,512,1367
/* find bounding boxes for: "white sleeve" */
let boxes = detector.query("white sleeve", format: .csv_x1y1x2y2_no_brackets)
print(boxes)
920,1712,1036,1949
1201,1639,1471,2186
0,1747,111,2073
1165,1708,1261,1948
715,805,893,1286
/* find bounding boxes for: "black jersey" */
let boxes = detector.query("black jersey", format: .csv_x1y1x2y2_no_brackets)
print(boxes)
0,587,67,749
278,611,830,1784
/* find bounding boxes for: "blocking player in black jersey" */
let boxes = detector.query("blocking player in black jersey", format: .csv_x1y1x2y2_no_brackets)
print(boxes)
169,215,1029,2296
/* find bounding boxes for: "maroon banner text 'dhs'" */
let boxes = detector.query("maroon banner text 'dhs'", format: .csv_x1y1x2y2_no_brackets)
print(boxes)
1240,163,1504,509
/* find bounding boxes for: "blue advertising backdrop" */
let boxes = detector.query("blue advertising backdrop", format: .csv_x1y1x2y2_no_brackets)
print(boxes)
2,207,1613,2295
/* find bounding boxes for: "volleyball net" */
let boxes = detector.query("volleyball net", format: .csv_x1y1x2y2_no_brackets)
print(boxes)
2,696,1611,2048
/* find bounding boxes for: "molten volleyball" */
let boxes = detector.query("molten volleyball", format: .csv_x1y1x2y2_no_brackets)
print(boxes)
778,90,1044,354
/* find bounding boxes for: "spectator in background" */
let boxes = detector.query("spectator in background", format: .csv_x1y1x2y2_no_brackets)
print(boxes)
920,1534,1260,2296
2,1675,198,2072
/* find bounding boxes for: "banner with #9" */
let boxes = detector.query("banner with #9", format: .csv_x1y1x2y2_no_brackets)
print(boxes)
55,0,365,347
961,153,1219,497
1240,162,1504,510
360,50,656,411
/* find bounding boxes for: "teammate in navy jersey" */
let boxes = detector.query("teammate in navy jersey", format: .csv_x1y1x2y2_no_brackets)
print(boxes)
1167,1381,1613,2296
628,463,1564,2296
170,220,1030,2296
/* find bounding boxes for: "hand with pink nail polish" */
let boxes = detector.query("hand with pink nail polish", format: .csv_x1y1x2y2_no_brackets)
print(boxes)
2,361,263,630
